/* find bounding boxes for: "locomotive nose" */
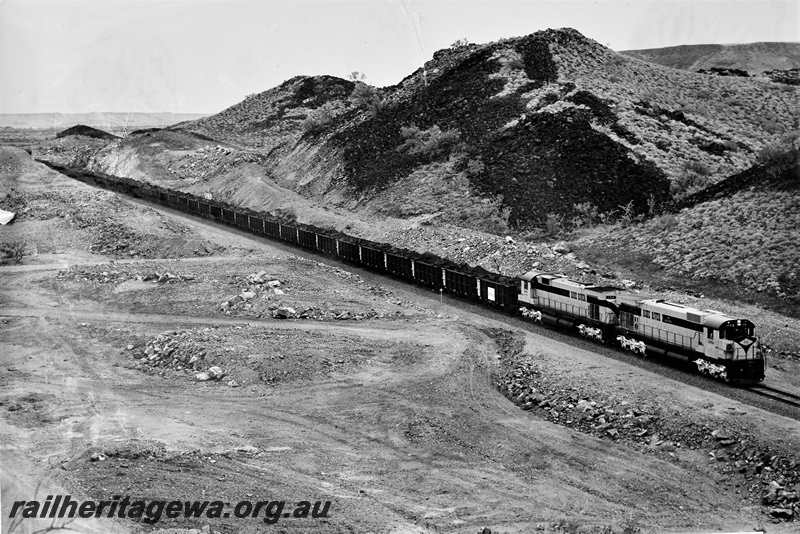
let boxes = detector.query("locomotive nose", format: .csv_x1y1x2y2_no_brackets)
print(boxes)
736,337,756,354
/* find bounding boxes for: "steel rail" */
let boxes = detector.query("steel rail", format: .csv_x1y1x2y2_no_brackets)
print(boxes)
746,384,800,409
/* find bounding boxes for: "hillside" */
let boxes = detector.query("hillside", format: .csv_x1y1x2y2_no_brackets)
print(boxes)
69,28,796,231
621,42,800,73
576,159,800,311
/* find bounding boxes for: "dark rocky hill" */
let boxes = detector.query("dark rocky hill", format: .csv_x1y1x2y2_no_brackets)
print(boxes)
56,124,119,140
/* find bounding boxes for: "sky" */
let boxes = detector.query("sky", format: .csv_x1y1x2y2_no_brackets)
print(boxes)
1,0,797,115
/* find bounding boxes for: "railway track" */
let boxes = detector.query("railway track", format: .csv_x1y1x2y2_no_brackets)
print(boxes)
746,384,800,409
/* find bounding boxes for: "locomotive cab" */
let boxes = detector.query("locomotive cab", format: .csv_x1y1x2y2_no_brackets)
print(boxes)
701,315,764,382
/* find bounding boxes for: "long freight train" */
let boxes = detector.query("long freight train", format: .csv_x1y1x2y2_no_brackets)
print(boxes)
41,162,766,384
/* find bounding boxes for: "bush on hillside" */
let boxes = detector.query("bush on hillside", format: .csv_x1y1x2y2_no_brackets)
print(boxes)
301,105,334,134
397,125,462,160
349,82,383,114
757,134,800,180
0,241,26,264
545,213,563,237
464,157,486,177
649,213,679,232
671,161,714,199
617,200,637,228
573,202,598,228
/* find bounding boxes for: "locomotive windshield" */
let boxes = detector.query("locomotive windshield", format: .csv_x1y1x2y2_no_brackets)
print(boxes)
721,322,754,340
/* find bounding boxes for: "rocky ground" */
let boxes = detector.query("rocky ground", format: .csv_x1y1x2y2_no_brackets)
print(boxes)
493,329,800,523
3,147,800,534
1,146,228,261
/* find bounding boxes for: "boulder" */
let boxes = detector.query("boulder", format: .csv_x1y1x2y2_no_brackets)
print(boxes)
207,366,225,379
769,508,794,519
768,481,784,492
273,307,296,319
248,271,269,284
240,291,257,301
60,457,84,471
553,241,571,254
712,429,732,440
195,372,211,381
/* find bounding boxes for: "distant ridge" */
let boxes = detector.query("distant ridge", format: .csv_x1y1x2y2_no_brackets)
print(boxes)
0,112,209,130
620,42,800,73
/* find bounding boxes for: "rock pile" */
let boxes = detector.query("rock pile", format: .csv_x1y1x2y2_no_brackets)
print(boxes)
220,271,283,313
58,269,134,284
718,437,800,523
497,357,658,443
38,138,108,168
220,272,383,321
141,271,194,283
131,330,230,384
166,145,267,183
87,220,144,256
495,342,800,523
58,267,194,285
